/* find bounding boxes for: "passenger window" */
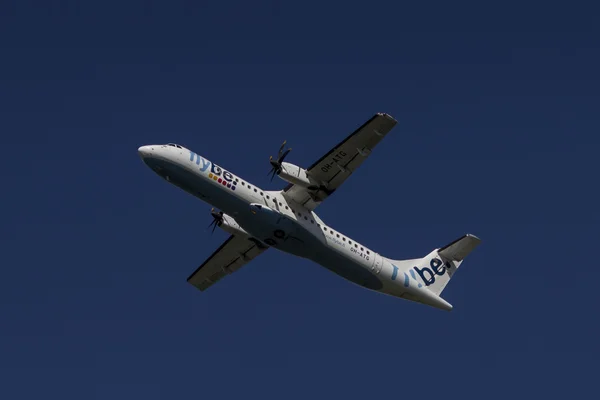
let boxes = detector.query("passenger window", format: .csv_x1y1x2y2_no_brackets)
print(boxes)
330,230,334,234
342,237,345,241
285,206,288,210
254,188,257,192
310,220,314,223
266,195,270,199
361,247,364,251
354,244,358,248
366,250,370,255
336,234,339,238
304,216,308,220
260,192,263,195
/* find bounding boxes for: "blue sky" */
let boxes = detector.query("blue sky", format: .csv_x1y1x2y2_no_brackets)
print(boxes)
1,1,599,398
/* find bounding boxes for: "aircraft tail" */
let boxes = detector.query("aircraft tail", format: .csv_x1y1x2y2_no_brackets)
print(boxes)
411,234,481,296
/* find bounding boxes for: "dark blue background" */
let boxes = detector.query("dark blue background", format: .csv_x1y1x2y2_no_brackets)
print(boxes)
1,1,598,398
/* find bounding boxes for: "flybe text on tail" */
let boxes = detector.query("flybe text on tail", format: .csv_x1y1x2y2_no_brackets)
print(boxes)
414,258,454,287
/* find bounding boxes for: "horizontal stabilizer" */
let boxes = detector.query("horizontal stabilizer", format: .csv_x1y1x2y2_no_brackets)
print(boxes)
438,234,481,261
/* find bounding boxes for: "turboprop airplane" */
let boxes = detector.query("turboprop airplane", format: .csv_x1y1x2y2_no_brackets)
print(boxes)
138,113,481,310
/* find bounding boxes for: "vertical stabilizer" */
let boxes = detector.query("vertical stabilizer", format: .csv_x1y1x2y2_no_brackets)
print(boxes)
411,234,481,296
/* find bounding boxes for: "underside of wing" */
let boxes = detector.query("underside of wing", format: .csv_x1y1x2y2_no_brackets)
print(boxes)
282,112,397,210
187,235,268,291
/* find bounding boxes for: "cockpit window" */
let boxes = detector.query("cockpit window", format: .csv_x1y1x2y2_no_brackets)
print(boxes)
167,143,183,149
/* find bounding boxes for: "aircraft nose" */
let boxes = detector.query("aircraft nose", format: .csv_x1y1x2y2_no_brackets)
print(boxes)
138,145,153,159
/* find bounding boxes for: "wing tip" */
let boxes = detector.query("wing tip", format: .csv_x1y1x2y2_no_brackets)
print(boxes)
377,112,397,123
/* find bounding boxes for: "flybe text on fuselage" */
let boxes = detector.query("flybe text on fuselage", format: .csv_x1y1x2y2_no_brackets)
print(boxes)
189,151,237,191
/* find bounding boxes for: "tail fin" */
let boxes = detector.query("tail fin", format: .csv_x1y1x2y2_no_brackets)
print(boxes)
412,234,481,296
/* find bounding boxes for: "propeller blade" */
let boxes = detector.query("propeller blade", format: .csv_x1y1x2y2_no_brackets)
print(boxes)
279,148,291,163
268,141,291,183
278,140,287,159
207,218,216,231
208,208,223,234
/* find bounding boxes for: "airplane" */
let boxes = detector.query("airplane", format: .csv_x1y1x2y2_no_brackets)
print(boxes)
138,113,481,311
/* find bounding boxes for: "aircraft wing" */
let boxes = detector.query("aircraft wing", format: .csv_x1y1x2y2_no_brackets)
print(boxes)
187,235,268,291
282,112,397,210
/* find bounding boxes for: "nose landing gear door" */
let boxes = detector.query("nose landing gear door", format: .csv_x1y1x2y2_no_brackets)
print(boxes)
372,253,383,274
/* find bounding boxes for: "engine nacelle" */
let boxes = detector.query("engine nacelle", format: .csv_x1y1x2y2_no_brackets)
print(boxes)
277,162,319,190
219,214,249,237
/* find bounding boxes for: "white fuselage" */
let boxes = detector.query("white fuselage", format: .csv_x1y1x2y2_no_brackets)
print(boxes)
138,143,423,300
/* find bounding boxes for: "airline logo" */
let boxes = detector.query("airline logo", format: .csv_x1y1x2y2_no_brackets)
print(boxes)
390,264,423,289
189,151,237,191
404,269,423,288
390,257,453,288
413,258,453,287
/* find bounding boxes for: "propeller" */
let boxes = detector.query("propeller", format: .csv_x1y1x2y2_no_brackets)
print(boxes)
207,208,224,233
268,140,292,181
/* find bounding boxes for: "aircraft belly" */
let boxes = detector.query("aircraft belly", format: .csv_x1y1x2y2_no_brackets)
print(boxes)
309,247,383,291
235,213,312,257
238,212,383,290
